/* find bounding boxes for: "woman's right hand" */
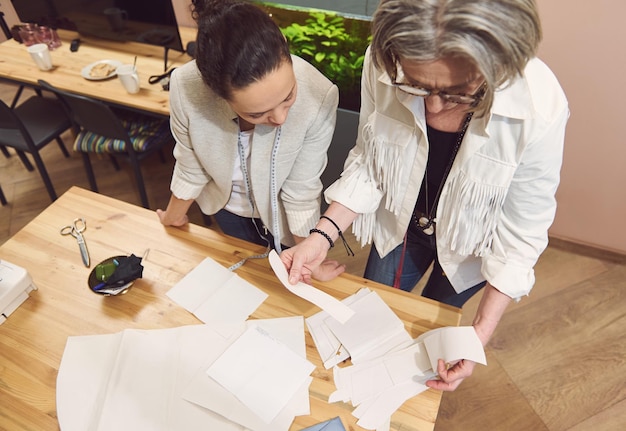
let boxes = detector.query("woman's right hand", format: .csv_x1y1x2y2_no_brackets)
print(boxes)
280,234,332,285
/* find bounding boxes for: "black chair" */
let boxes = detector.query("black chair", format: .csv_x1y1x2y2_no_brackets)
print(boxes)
0,183,6,206
0,95,72,201
1,12,24,159
38,80,174,208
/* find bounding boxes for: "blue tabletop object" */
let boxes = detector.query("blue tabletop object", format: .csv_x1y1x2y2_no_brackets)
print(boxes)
300,416,346,431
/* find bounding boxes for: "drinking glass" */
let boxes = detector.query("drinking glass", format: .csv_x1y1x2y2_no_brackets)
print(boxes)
18,23,40,47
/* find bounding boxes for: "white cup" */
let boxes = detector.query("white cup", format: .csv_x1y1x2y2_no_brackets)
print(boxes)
27,43,53,71
116,64,140,94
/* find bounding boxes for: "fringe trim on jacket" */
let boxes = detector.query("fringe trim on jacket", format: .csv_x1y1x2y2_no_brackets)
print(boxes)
438,170,508,256
349,122,406,247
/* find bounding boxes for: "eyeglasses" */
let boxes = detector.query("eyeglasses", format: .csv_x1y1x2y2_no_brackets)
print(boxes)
392,80,486,105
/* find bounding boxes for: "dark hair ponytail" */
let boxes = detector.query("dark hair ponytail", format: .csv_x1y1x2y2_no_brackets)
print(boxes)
191,0,292,100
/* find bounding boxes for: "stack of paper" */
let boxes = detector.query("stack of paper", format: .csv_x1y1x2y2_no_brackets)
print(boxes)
304,288,487,431
306,288,413,369
57,317,315,431
328,326,487,430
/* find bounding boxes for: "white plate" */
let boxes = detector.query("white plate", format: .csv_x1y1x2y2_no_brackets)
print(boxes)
81,60,122,81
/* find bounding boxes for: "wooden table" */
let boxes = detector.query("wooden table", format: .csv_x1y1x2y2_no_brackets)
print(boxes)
0,28,196,116
0,187,461,431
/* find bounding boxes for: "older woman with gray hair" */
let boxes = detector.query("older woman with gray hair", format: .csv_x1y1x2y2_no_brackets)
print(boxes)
281,0,569,391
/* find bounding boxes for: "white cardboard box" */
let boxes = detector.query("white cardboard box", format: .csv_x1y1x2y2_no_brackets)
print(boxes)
0,260,37,324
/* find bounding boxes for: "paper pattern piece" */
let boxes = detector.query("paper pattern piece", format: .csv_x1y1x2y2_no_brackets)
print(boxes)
417,325,487,371
206,324,315,424
324,289,412,364
182,316,313,431
268,250,355,324
167,257,268,324
326,326,487,430
307,288,412,368
306,288,370,368
57,317,312,431
57,324,245,431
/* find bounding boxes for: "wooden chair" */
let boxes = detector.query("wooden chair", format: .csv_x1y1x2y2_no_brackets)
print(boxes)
38,80,174,208
0,95,72,201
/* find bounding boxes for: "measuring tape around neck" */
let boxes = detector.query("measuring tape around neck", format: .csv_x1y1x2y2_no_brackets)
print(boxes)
228,124,282,271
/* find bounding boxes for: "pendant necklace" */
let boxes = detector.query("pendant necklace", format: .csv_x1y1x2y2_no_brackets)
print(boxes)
415,112,473,235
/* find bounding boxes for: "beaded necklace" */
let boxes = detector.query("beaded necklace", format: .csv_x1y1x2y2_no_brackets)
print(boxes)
413,112,473,235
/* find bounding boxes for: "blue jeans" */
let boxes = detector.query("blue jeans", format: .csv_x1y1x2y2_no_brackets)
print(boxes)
212,209,276,248
363,227,485,308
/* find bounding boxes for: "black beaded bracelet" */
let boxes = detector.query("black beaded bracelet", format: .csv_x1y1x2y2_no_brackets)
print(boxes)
320,215,355,256
310,228,334,249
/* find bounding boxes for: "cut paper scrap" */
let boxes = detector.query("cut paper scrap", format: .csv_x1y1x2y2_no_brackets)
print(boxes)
167,256,268,324
329,341,434,406
268,250,354,324
417,326,487,371
305,288,370,369
206,324,316,424
353,379,428,431
326,326,487,431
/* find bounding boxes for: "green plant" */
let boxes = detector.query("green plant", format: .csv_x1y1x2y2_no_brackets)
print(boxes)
278,10,371,111
253,2,371,110
282,12,369,88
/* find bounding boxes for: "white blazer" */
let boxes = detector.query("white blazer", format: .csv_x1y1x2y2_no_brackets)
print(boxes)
169,56,338,246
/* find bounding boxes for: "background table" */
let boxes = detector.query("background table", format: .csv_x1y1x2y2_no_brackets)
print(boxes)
0,187,461,430
0,28,196,116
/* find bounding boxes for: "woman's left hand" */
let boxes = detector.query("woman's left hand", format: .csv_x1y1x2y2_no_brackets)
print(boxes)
425,358,476,391
311,259,346,282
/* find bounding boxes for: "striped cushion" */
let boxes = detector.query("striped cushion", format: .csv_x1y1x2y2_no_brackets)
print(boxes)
73,113,170,153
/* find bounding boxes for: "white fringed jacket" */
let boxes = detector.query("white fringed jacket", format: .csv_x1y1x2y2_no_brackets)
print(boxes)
325,49,569,299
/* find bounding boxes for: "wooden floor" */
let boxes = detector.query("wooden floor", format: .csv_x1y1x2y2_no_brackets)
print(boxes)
1,83,625,430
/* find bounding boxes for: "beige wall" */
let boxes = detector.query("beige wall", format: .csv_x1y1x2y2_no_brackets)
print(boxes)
536,0,626,254
1,0,625,254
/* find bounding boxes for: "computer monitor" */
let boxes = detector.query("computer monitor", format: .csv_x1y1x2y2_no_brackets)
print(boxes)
10,0,185,53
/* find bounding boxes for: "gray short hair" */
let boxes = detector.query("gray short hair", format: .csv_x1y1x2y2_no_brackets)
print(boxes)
371,0,541,115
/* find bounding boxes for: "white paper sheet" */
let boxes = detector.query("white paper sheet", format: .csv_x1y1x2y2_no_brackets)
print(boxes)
328,341,434,407
207,323,315,424
324,290,412,364
325,326,487,430
166,257,268,324
57,332,123,431
57,318,311,431
353,379,428,430
57,324,247,431
268,250,355,324
182,317,312,431
305,288,371,369
417,326,487,371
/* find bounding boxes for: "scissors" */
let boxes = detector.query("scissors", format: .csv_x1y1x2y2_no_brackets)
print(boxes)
60,217,90,267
